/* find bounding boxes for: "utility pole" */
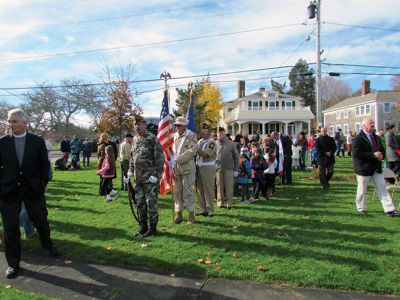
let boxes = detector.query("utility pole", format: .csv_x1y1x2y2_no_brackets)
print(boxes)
308,0,322,128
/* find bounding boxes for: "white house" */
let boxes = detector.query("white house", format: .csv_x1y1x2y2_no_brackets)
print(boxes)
219,81,315,138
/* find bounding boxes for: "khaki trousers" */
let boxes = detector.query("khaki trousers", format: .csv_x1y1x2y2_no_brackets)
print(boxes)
174,173,196,213
196,166,216,214
216,169,234,208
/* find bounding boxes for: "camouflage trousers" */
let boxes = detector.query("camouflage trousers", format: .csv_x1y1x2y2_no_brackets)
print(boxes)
135,182,159,225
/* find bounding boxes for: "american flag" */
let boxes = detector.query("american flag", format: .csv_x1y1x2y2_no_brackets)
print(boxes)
157,90,174,196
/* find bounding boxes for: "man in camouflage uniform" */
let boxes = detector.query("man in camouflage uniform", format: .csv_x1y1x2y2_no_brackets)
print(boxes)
169,116,198,225
196,124,217,217
127,117,164,238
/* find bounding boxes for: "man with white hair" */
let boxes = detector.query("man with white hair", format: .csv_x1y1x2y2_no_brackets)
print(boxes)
169,116,198,224
0,109,59,279
352,117,399,217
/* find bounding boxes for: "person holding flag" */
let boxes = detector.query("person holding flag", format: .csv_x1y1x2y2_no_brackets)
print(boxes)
126,116,164,238
169,116,198,225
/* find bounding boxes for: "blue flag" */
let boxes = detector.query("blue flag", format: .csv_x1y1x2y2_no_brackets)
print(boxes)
186,93,196,133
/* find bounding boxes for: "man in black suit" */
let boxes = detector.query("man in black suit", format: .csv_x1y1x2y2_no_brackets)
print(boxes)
352,118,399,217
0,109,59,279
315,127,336,190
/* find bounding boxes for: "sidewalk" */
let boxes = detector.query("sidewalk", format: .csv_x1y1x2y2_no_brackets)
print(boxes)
0,249,397,300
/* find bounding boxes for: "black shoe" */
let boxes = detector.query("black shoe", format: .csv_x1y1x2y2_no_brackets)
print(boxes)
141,226,157,238
196,212,208,217
386,210,400,217
358,210,367,216
47,246,61,257
5,266,19,278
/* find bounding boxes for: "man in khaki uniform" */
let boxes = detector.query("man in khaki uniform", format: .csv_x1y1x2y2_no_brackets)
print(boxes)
196,124,217,217
119,133,133,190
169,116,198,224
216,127,239,209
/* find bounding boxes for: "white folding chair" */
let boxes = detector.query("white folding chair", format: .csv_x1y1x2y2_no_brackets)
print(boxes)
372,168,400,207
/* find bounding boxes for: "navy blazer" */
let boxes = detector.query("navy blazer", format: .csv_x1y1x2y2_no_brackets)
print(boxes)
0,133,49,200
352,131,384,176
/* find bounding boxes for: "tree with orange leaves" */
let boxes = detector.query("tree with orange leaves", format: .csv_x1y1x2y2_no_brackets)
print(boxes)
96,81,142,138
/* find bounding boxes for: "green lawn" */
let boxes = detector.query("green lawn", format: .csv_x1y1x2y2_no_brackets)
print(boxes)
3,158,400,296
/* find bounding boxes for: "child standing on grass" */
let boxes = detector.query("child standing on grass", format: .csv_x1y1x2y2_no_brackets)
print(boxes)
96,145,120,202
250,149,267,202
264,148,277,197
237,150,252,203
291,139,301,171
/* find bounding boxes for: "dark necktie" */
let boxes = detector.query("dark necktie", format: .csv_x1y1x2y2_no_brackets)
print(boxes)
370,134,378,152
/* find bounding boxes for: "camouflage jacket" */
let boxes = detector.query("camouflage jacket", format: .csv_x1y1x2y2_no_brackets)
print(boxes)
129,131,165,184
173,129,197,175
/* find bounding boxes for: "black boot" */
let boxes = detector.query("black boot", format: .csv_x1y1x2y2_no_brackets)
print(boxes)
141,223,157,238
134,222,148,237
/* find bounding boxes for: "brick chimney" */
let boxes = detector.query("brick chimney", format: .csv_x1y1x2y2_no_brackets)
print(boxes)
362,80,370,96
238,80,245,98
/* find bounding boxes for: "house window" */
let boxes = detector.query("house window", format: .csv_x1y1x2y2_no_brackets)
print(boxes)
360,106,365,115
329,126,334,136
355,122,361,133
336,111,341,119
343,124,349,135
265,101,269,109
365,104,370,115
248,101,252,110
343,109,348,118
281,101,285,108
384,102,391,113
252,101,259,110
285,101,293,110
227,108,233,112
355,106,360,116
269,101,276,110
268,92,275,97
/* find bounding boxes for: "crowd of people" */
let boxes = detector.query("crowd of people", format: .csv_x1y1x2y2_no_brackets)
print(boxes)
1,107,399,279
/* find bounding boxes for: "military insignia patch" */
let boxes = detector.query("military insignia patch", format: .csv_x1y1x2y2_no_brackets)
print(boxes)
209,142,215,150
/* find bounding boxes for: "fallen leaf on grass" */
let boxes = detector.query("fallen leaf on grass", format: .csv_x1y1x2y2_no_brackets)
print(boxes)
257,265,267,271
106,246,112,250
197,258,212,265
170,273,175,277
64,260,73,264
5,284,13,289
213,263,221,271
140,243,148,248
232,252,241,258
255,259,260,263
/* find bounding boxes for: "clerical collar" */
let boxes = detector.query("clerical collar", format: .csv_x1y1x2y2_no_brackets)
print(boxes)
12,131,27,138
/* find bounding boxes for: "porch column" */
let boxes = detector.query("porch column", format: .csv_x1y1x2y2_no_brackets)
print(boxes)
307,121,311,135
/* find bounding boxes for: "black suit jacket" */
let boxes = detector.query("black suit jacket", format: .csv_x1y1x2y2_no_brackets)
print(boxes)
315,135,336,165
0,133,49,200
352,131,384,176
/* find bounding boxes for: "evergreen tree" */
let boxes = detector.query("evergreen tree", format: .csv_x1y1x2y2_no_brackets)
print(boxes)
270,79,287,94
288,59,316,114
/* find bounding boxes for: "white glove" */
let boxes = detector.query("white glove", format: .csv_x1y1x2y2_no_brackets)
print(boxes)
123,177,130,184
233,171,238,177
168,160,177,168
127,170,133,178
148,176,158,184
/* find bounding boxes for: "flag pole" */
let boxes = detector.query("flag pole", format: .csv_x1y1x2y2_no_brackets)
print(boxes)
159,71,174,222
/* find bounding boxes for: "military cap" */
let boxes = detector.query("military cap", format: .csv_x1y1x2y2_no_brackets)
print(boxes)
174,116,189,126
99,132,109,141
135,115,146,125
202,123,211,130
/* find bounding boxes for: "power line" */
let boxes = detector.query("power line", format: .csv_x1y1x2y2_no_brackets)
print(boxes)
0,23,305,63
323,21,400,32
0,64,306,91
322,62,400,69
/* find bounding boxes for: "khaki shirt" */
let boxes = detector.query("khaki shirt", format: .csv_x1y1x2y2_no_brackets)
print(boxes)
196,137,216,166
173,129,197,175
119,141,132,161
216,137,239,172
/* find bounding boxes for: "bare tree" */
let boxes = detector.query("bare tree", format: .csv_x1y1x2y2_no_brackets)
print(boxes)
0,100,14,134
321,76,351,109
391,74,400,91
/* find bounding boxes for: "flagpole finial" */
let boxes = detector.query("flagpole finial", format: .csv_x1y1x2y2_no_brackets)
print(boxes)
160,71,171,90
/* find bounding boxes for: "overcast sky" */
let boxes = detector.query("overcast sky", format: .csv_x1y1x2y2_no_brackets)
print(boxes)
0,0,399,123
